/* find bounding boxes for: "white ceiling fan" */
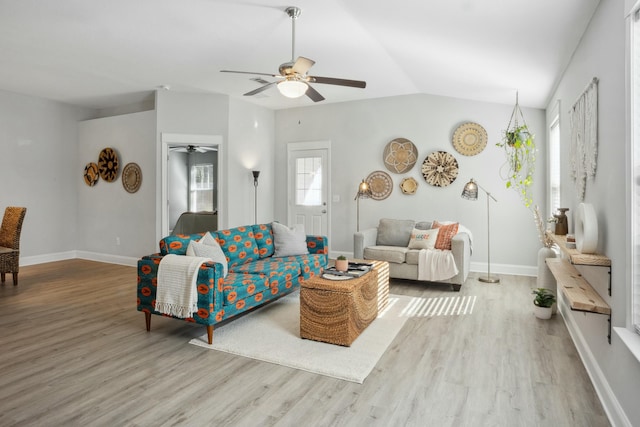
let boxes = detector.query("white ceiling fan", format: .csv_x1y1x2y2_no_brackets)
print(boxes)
221,6,366,102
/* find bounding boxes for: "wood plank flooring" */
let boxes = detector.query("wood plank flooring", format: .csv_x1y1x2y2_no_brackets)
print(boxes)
0,260,610,426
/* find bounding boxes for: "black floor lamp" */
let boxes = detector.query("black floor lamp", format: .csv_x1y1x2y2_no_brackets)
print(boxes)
354,179,372,232
461,178,500,283
252,171,260,224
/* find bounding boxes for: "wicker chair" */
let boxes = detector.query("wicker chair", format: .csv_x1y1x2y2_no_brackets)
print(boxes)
0,207,27,286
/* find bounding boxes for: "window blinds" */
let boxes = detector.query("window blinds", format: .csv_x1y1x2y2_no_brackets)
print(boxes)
632,9,640,335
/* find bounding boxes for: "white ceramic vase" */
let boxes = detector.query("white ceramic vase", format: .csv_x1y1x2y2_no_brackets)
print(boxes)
537,246,557,314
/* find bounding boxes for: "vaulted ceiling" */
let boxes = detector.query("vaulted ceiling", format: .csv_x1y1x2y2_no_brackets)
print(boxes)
0,0,600,110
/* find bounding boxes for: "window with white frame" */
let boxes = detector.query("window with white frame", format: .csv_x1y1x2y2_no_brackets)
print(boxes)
548,107,561,218
190,163,214,212
631,8,640,335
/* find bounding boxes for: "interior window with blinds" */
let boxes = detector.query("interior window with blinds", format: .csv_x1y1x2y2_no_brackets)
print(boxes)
548,110,561,218
632,9,640,335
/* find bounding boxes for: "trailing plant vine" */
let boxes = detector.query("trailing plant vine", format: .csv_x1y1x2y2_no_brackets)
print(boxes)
497,93,536,208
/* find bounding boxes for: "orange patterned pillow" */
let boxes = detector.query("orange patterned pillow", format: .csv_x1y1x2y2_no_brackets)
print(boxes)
432,221,459,250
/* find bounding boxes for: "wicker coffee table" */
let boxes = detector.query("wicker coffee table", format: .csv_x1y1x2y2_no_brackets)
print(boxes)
300,269,378,346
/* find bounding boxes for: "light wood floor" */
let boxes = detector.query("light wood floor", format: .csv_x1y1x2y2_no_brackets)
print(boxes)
0,260,609,426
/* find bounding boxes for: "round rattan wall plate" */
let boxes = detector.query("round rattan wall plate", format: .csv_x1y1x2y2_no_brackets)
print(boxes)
400,177,418,195
83,162,99,187
452,122,487,156
122,162,142,193
383,138,418,174
366,170,393,200
421,151,459,187
98,147,119,182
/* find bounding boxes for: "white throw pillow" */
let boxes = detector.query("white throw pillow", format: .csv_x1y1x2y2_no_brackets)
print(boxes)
186,232,228,277
272,222,309,257
408,228,439,250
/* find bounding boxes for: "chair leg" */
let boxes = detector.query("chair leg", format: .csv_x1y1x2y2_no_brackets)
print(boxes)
207,325,214,345
12,272,18,286
1,272,5,283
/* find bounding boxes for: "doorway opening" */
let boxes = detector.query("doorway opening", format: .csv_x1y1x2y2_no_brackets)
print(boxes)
160,133,224,238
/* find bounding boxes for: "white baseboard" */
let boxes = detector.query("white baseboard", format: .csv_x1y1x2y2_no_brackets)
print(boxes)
75,251,139,267
21,251,138,267
558,297,631,427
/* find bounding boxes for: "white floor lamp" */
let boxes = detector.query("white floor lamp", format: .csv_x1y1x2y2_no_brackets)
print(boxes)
461,178,500,283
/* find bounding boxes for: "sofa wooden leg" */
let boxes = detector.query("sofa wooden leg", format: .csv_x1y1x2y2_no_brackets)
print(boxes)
207,325,214,345
12,272,18,286
451,284,461,292
145,311,151,332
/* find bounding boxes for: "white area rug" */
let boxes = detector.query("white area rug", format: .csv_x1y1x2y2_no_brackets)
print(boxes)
189,292,412,383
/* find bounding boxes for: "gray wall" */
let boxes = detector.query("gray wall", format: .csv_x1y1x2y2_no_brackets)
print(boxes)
547,0,640,425
77,111,157,260
275,94,546,274
0,90,94,261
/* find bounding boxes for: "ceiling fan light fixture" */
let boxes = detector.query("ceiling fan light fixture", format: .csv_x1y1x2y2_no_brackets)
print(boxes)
277,79,308,98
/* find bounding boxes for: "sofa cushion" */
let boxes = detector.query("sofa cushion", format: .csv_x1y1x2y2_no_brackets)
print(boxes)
159,232,206,255
433,221,459,250
252,223,275,258
364,245,408,264
415,220,433,230
273,253,326,280
233,259,301,279
221,272,269,307
272,222,309,257
217,226,261,268
376,218,416,247
186,233,228,277
408,228,439,249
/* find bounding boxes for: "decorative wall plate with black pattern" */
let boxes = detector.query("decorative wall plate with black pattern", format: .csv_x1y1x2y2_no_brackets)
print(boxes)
98,147,119,182
366,170,393,200
83,162,99,187
421,151,459,187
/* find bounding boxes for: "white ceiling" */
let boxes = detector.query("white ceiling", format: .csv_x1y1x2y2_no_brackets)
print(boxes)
0,0,600,110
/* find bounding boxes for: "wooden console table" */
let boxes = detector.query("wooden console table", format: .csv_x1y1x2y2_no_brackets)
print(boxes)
545,231,612,343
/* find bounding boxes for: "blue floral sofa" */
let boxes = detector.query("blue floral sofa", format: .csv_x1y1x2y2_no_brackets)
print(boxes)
137,223,328,344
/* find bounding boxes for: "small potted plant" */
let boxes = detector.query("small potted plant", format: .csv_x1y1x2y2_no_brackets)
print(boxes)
335,255,349,272
532,288,556,319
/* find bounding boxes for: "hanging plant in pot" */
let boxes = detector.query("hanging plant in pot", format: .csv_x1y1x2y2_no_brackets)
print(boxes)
497,93,536,208
532,288,556,319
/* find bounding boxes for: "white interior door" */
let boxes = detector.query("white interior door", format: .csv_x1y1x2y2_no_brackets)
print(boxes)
287,142,330,240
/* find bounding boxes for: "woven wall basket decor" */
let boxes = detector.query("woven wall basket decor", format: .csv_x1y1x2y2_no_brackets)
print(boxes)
122,162,142,193
383,138,418,174
366,170,393,200
83,162,99,187
98,147,119,182
421,151,459,187
452,122,487,156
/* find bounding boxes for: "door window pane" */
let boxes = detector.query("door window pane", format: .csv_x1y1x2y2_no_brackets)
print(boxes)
295,157,322,206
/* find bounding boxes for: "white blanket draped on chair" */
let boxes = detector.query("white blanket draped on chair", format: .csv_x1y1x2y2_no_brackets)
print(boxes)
156,254,211,318
417,249,459,281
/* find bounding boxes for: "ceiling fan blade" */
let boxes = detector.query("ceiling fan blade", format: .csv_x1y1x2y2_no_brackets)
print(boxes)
309,76,366,89
305,84,325,102
292,56,315,75
221,70,279,78
244,82,276,97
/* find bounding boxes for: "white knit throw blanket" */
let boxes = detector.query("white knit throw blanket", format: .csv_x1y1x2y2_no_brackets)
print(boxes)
156,254,210,318
417,249,459,281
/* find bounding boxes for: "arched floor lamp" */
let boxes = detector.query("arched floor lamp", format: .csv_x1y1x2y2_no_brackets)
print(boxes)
354,179,372,232
461,178,499,283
